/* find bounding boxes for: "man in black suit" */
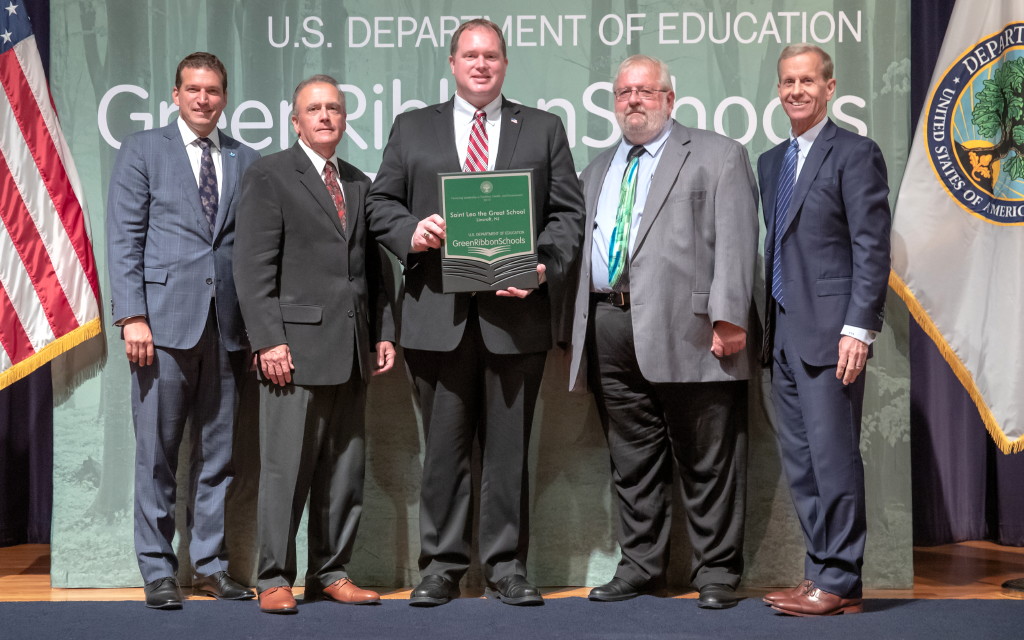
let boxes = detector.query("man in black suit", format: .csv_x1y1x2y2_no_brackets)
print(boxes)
759,45,891,617
366,19,584,607
234,75,395,615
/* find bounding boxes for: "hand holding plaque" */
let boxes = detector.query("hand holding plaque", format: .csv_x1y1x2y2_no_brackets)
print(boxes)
439,170,538,293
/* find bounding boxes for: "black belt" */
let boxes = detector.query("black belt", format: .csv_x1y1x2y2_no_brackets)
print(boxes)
591,291,630,307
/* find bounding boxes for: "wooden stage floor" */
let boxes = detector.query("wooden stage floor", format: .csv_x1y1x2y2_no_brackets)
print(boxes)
2,541,1023,602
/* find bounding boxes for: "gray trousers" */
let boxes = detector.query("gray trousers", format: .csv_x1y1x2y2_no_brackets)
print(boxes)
255,375,366,592
131,306,246,583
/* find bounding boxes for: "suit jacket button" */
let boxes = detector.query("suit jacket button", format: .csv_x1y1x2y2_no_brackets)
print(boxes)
205,278,213,285
347,310,354,318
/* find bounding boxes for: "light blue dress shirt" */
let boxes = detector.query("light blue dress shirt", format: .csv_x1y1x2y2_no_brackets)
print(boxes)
590,121,673,292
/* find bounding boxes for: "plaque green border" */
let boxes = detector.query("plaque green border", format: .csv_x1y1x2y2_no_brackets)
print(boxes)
439,170,538,292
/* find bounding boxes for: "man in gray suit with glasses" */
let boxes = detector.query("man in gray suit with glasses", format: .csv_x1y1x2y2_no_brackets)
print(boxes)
568,54,758,610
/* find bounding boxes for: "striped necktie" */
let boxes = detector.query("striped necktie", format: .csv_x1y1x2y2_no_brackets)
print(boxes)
464,109,488,172
771,138,800,306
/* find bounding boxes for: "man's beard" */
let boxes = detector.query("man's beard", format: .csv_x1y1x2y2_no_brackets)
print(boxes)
618,108,668,142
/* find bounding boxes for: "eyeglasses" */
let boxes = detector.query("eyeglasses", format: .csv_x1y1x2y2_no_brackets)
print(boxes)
613,87,669,102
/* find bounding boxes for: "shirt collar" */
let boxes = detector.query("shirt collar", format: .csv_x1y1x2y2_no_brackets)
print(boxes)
177,117,220,149
453,93,502,123
619,119,673,160
791,117,828,155
297,138,335,175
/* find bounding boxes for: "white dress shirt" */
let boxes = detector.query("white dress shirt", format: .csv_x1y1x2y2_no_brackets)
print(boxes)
297,138,344,198
453,94,502,171
177,117,222,200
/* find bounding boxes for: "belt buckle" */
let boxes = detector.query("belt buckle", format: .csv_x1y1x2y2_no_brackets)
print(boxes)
609,291,628,307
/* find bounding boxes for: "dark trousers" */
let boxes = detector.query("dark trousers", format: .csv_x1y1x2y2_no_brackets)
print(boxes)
588,300,747,589
131,304,247,583
404,309,545,585
771,306,867,598
255,373,366,592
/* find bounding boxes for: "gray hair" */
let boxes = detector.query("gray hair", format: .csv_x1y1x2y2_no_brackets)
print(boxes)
615,55,672,90
777,44,834,81
290,74,344,117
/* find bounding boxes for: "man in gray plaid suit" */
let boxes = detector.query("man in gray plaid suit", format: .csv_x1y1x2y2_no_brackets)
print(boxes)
106,52,259,610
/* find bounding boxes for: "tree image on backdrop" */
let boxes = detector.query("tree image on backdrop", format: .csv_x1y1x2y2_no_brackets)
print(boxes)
967,57,1024,189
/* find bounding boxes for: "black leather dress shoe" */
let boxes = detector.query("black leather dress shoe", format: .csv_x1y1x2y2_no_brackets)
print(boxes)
588,577,642,602
192,571,255,600
488,574,544,606
144,577,183,610
409,575,460,607
698,583,740,609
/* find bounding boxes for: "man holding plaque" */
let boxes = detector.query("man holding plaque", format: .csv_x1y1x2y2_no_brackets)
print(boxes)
568,55,758,609
366,19,584,607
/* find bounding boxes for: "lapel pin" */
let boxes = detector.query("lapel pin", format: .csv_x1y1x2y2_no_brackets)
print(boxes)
229,152,236,157
511,117,518,124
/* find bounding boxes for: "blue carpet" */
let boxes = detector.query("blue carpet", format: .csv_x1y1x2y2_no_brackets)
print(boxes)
4,597,1024,639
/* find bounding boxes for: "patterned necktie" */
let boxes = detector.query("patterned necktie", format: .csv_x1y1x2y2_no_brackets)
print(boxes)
196,137,217,235
608,144,645,289
464,109,488,172
323,161,347,232
771,138,800,306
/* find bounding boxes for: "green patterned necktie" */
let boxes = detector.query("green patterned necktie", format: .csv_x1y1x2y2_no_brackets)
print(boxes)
608,144,645,288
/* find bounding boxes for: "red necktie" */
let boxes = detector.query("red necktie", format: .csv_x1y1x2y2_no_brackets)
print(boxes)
464,109,488,172
323,161,346,231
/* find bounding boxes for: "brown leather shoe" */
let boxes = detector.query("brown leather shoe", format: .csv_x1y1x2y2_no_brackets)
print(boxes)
259,586,298,614
321,578,380,605
763,579,814,605
770,587,863,616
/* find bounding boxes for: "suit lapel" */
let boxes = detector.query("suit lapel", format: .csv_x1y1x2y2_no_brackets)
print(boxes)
341,176,362,248
494,99,522,170
433,100,461,171
780,119,836,238
585,153,612,222
293,144,346,238
761,144,784,245
213,136,238,239
633,124,689,255
581,149,614,277
165,125,208,236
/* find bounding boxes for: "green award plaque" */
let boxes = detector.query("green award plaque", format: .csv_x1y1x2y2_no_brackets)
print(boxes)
439,170,538,293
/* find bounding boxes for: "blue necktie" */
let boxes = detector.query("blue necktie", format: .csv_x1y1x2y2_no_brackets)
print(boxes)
197,137,218,236
771,138,799,306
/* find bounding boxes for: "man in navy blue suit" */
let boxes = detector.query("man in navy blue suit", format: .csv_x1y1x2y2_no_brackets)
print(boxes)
758,44,891,617
107,52,260,609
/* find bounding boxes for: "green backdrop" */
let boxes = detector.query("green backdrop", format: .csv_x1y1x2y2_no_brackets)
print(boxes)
48,0,913,590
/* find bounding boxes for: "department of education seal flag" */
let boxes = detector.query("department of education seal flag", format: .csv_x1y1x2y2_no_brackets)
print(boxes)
0,2,102,389
891,0,1024,453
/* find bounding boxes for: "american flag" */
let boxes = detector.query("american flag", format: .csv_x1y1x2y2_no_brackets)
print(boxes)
0,1,101,389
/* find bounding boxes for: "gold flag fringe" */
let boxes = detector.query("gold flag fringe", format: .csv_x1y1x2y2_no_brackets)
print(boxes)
889,271,1024,455
0,318,102,392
